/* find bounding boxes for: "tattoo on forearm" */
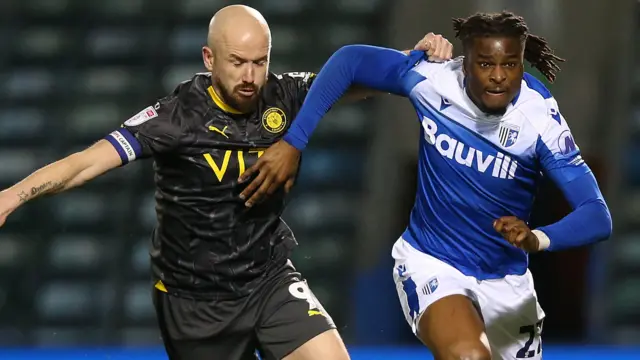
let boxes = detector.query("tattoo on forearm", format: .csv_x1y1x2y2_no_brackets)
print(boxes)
18,191,29,203
17,181,65,203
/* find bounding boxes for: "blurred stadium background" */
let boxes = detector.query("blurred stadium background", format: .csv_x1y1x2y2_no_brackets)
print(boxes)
0,0,638,358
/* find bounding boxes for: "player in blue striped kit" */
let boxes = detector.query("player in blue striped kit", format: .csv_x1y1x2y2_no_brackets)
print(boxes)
239,11,612,360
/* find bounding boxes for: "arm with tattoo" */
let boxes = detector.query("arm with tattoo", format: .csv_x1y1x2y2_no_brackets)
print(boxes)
0,139,122,227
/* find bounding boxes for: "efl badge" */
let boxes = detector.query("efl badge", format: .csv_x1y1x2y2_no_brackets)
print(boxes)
262,107,287,134
124,105,158,127
498,123,520,148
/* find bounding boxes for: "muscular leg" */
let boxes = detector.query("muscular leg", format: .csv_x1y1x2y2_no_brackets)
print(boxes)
282,329,349,360
418,295,491,360
257,269,349,360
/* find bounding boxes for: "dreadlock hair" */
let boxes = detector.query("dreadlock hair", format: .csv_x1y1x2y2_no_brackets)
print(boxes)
452,11,565,83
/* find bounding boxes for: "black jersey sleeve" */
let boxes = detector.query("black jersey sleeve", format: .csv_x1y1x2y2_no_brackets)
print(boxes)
104,96,181,164
279,72,317,107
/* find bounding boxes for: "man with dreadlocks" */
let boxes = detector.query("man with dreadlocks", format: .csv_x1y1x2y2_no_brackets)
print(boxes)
237,10,612,360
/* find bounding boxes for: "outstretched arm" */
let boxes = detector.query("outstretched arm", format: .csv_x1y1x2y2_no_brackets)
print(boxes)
0,140,123,227
236,44,428,207
339,33,452,103
283,44,425,151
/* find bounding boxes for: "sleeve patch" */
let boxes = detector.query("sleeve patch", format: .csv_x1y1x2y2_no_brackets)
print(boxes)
124,105,159,127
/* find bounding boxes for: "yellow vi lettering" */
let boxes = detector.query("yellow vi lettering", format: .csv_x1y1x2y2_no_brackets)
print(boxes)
203,149,266,182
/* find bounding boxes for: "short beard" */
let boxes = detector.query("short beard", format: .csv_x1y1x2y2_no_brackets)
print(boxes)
211,77,260,113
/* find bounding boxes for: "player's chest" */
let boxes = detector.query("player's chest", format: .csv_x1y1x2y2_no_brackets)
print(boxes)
182,104,294,185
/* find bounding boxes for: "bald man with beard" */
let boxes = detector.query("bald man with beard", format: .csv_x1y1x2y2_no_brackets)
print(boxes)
0,5,452,359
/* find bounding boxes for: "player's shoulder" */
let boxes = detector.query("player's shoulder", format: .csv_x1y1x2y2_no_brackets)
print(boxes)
167,72,212,109
267,71,316,93
156,73,211,123
273,71,316,84
411,56,463,81
406,57,464,96
514,72,563,133
263,71,316,105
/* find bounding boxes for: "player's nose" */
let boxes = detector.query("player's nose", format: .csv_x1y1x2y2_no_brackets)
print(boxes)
242,65,255,83
490,67,507,84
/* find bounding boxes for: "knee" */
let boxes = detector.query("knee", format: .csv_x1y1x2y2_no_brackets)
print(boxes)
445,341,491,360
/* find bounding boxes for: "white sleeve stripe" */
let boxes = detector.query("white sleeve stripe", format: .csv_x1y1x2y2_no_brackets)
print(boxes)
106,130,138,163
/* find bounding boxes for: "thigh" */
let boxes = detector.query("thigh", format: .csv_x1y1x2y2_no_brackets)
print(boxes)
391,238,479,334
153,289,259,360
392,238,491,359
256,269,344,360
419,295,491,360
477,270,545,360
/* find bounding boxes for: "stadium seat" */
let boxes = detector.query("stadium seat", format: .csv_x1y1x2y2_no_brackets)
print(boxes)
170,28,205,58
85,29,141,59
51,191,109,225
257,0,304,15
93,0,145,17
284,194,358,230
131,239,151,276
35,282,111,320
25,0,71,16
137,192,158,230
162,65,205,93
47,235,107,273
67,103,121,138
180,0,225,18
5,68,54,98
123,283,156,322
79,67,136,96
18,28,67,58
270,26,301,54
0,108,46,141
0,234,32,269
0,150,40,183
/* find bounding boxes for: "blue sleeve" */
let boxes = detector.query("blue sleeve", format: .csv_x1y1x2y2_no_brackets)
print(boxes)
283,45,426,150
537,169,612,251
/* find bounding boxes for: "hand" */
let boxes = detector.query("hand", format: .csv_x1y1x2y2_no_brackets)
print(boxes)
413,32,453,62
493,216,540,253
238,140,301,208
0,191,17,228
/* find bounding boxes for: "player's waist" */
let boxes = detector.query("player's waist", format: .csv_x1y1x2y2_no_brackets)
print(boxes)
402,227,527,280
151,253,291,300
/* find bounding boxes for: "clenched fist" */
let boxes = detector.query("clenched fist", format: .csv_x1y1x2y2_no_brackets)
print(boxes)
413,32,454,62
493,216,543,253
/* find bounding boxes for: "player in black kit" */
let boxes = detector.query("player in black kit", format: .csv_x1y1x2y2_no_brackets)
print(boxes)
0,5,452,360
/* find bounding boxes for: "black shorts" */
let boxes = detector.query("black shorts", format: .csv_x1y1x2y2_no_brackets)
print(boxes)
152,263,336,360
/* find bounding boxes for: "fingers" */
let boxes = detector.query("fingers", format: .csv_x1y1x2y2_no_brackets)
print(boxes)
239,170,267,202
416,33,453,62
238,161,262,184
244,176,274,208
284,178,295,194
493,216,517,233
414,32,434,51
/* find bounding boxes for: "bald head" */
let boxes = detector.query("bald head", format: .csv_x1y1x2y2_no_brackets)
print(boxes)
208,5,271,52
202,5,272,113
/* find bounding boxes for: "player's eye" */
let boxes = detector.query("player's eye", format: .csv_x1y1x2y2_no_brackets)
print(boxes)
504,62,517,68
478,62,491,68
255,60,267,66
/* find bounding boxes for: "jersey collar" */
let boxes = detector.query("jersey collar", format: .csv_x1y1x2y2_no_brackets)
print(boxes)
206,85,244,115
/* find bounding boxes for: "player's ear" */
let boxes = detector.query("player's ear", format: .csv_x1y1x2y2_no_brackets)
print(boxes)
202,46,215,72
